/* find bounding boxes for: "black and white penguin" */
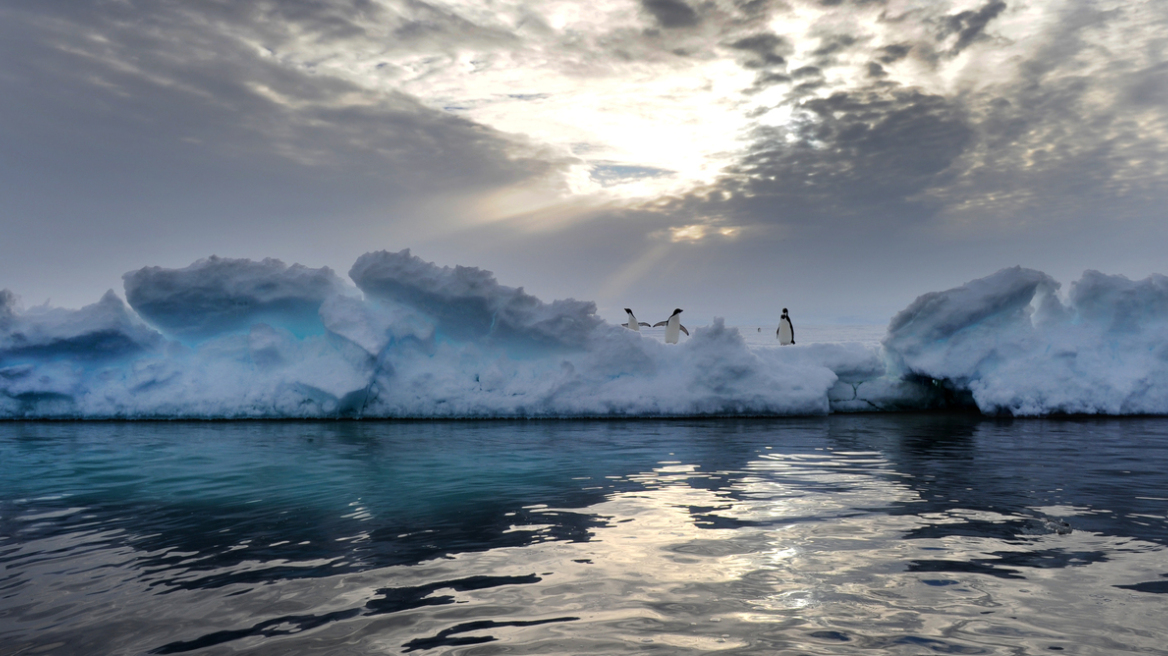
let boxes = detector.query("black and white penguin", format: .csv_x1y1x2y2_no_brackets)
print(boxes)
776,308,795,345
621,308,651,332
653,308,689,344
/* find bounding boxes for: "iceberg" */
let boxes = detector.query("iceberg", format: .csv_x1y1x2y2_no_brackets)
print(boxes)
884,267,1168,415
2,253,1167,418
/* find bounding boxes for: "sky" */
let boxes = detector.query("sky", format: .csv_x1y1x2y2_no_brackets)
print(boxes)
2,0,1166,326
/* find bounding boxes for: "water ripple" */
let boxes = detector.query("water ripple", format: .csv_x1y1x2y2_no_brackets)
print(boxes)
2,417,1167,654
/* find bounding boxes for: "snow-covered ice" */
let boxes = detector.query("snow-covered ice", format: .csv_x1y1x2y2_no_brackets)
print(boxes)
3,252,1167,418
884,266,1168,415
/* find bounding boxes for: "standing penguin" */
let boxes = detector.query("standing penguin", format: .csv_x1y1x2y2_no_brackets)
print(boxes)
653,308,689,344
621,308,651,332
776,308,795,345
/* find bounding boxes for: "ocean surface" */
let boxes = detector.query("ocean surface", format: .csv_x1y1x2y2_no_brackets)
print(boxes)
2,416,1166,655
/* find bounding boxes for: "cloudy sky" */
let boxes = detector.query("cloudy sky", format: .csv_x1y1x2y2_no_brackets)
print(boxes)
2,0,1166,325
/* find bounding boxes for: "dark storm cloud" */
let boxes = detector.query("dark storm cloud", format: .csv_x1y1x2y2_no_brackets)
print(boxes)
941,0,1008,55
934,7,1168,223
0,0,557,203
609,82,974,246
751,71,793,87
534,0,787,75
732,0,778,17
144,0,518,54
727,32,790,67
784,65,826,96
876,44,912,64
811,34,858,60
0,0,569,308
641,0,701,29
733,87,973,222
626,0,1168,259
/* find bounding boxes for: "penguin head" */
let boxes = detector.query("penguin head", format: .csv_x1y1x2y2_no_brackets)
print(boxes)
624,308,634,314
782,308,788,314
672,308,683,316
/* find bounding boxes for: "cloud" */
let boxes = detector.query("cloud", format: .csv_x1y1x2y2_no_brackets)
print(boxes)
791,65,823,78
727,32,790,67
2,0,1168,325
0,0,574,306
627,0,1168,237
811,33,859,60
941,0,1008,55
718,86,974,227
641,0,702,28
875,43,912,64
2,1,557,186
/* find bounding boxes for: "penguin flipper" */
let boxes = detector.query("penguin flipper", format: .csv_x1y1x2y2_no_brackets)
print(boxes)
679,325,689,336
653,321,668,327
621,323,629,327
638,322,651,327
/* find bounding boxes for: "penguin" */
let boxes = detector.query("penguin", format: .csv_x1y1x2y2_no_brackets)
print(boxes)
776,308,795,345
653,308,689,344
621,308,651,332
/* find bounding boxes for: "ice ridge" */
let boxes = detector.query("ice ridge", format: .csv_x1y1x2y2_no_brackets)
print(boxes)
124,256,349,343
2,253,1167,418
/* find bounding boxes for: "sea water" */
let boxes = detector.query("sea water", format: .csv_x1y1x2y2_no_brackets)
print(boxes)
2,417,1166,655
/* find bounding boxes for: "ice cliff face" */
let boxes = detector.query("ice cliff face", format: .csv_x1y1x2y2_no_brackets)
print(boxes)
123,256,350,342
0,289,162,361
2,253,1167,418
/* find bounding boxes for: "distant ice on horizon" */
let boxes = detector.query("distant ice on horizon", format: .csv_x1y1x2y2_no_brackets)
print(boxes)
2,251,1166,418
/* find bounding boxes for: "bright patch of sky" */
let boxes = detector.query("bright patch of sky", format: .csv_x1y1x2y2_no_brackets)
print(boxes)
218,0,1165,215
239,0,755,201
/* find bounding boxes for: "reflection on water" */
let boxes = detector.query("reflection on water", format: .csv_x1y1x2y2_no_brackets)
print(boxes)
1,417,1166,655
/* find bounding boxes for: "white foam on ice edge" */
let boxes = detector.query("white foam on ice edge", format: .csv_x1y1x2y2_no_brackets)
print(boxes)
2,252,1167,418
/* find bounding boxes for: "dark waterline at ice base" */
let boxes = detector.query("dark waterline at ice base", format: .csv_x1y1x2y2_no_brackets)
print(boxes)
2,416,1166,654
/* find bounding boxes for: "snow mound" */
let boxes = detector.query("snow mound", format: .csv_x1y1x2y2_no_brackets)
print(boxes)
350,249,601,350
362,317,837,418
883,267,1168,415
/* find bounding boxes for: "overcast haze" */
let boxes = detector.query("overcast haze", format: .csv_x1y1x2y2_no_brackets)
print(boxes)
2,0,1166,326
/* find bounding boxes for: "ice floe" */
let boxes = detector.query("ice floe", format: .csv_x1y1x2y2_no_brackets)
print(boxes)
3,254,1167,418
